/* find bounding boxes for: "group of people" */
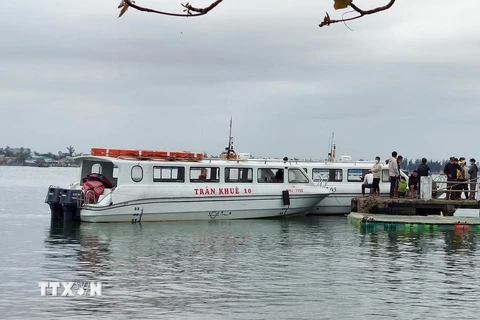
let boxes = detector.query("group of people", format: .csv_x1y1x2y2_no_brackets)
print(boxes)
385,151,428,199
443,157,478,200
360,151,421,198
360,151,478,200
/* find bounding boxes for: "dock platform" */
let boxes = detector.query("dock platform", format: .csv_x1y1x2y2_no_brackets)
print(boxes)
348,212,480,232
351,197,480,216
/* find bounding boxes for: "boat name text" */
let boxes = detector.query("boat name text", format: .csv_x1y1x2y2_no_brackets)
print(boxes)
193,187,305,195
194,187,251,195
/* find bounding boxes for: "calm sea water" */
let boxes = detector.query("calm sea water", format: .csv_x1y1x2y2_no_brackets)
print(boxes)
1,167,480,319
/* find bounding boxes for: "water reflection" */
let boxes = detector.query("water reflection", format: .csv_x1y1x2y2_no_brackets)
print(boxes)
6,210,480,319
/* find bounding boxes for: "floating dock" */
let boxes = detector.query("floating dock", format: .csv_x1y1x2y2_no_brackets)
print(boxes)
351,197,480,215
348,212,480,232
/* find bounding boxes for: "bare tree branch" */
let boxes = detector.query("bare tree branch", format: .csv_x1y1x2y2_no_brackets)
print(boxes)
118,0,396,29
320,0,396,28
122,0,224,17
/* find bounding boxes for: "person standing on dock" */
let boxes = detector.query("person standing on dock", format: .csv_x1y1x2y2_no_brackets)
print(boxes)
444,157,460,200
372,156,382,197
397,155,403,171
416,158,431,196
458,157,469,199
388,151,399,198
468,158,478,200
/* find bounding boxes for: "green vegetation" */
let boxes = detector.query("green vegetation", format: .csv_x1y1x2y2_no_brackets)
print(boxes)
400,158,447,174
0,146,80,166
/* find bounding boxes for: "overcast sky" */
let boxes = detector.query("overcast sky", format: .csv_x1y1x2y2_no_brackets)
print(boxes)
1,1,478,161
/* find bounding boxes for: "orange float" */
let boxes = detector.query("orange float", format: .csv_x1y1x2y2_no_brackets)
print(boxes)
90,148,204,160
454,224,468,232
140,150,169,158
91,148,107,156
104,149,139,158
220,152,237,159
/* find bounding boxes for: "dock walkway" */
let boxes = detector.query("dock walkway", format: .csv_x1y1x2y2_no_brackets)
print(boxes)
348,212,480,232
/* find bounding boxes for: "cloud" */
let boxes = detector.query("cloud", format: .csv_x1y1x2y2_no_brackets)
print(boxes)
1,0,479,161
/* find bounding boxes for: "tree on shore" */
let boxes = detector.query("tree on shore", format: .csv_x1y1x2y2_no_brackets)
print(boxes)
3,146,14,157
66,146,75,157
116,0,396,28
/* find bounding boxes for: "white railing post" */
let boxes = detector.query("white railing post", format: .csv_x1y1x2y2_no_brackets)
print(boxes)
477,180,480,201
420,176,432,200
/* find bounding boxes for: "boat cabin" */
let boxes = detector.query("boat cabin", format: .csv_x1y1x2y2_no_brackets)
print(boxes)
75,156,312,189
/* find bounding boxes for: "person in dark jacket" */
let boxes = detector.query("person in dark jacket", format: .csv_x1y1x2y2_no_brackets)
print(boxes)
469,158,478,200
444,157,460,200
416,158,430,196
408,170,419,198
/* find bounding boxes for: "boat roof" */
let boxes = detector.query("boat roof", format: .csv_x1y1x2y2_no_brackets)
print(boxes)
248,158,384,168
74,155,308,168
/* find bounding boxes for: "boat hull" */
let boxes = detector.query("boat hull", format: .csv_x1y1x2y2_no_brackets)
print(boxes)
80,194,327,223
309,193,391,215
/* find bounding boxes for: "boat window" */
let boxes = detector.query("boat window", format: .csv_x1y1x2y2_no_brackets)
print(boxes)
190,167,220,183
225,168,253,183
382,169,390,182
347,169,370,182
288,169,309,183
91,163,102,174
131,165,143,182
312,168,342,182
257,168,284,183
153,166,185,182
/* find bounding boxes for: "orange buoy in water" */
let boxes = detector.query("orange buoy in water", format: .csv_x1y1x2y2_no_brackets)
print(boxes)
454,224,468,232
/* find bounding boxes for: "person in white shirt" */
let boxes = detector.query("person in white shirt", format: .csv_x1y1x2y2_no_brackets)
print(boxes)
362,170,374,196
371,156,382,197
388,151,399,198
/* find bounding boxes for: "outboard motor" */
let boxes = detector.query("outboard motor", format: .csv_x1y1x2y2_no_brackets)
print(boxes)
45,186,64,221
59,189,81,222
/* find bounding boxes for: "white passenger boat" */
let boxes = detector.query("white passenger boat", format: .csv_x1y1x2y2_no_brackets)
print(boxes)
251,155,409,215
45,148,331,223
300,156,408,214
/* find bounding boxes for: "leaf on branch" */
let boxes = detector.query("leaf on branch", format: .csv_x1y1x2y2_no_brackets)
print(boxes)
118,0,135,18
182,2,192,15
333,0,352,10
319,12,331,28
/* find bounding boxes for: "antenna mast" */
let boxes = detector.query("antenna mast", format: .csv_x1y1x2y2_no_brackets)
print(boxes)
226,117,233,159
331,132,335,160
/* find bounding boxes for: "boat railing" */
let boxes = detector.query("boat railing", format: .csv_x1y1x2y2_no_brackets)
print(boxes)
420,176,479,200
78,188,115,207
77,190,89,207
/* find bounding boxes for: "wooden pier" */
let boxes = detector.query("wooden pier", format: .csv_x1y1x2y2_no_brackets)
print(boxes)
347,177,479,231
351,196,479,216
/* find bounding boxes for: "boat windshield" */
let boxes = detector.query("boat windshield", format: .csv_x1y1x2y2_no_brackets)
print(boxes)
288,168,309,183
